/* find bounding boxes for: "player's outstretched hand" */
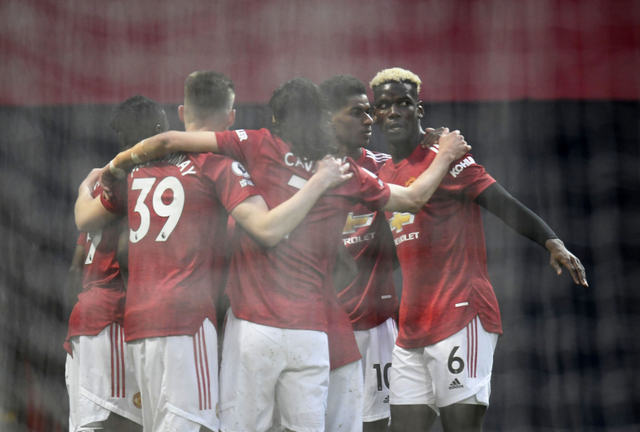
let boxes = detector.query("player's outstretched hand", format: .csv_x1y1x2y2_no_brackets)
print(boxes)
438,128,471,161
420,127,447,149
545,238,588,287
314,155,354,190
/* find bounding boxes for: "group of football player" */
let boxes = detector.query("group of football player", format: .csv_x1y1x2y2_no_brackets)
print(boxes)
65,68,588,432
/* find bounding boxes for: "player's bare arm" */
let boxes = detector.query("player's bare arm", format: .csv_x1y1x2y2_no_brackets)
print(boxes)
475,183,588,287
383,129,471,213
75,168,118,232
112,131,218,173
230,155,353,247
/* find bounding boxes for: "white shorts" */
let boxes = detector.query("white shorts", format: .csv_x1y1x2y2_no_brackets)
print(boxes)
354,317,397,422
219,310,330,432
65,323,142,432
128,318,219,432
389,316,498,412
325,361,363,432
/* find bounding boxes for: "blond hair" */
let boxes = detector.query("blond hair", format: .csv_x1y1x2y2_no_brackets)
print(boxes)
369,68,421,94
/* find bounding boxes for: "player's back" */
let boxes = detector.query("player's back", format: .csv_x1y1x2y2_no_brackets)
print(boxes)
106,152,255,341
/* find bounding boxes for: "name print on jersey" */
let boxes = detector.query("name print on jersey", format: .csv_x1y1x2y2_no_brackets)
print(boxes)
284,152,315,172
449,156,476,178
131,153,197,177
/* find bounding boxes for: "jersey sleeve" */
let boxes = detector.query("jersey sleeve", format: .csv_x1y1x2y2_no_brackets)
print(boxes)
215,129,262,168
99,179,128,216
344,162,391,210
441,153,496,200
201,155,260,213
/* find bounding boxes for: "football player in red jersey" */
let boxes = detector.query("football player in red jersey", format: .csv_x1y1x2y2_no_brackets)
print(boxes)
104,77,471,432
319,75,398,432
75,73,352,432
66,95,169,432
370,68,588,432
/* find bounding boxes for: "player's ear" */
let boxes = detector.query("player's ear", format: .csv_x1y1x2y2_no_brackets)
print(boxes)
417,101,424,119
178,105,185,124
226,109,236,129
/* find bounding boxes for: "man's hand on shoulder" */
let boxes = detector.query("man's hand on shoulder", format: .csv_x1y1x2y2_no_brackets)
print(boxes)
420,127,447,149
437,128,471,162
545,238,588,287
311,155,354,191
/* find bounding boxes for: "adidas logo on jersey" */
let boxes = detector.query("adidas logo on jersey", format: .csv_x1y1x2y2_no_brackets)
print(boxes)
448,378,464,390
449,156,475,178
383,396,389,404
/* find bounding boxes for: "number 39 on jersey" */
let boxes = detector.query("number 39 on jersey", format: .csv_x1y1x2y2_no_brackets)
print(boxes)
130,177,185,243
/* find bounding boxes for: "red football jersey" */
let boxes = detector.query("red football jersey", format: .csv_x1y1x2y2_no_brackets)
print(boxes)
101,153,259,341
65,184,127,354
325,275,362,370
215,128,391,333
338,149,399,331
377,144,502,349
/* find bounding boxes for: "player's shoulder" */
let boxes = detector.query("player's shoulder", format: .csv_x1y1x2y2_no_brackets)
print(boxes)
360,149,392,173
227,128,272,143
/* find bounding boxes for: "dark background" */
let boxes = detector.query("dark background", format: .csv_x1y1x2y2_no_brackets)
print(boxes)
1,0,639,430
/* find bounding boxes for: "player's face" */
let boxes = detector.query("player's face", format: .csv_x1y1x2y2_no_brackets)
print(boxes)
373,82,423,144
331,94,373,152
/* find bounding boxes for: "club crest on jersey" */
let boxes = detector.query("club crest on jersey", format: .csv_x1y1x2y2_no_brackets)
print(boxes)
235,130,248,141
449,156,476,178
231,161,251,178
133,392,142,409
405,176,416,187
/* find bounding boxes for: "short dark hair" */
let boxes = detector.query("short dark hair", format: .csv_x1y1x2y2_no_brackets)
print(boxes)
269,77,336,161
319,75,367,113
184,71,235,118
110,95,169,149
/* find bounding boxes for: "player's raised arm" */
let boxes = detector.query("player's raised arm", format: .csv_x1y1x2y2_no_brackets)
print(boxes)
230,156,353,247
75,169,118,232
382,128,471,213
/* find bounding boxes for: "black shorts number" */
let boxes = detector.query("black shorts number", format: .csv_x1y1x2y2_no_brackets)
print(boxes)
373,363,391,391
448,346,465,374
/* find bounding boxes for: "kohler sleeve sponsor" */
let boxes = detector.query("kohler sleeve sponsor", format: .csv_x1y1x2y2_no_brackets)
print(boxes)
449,156,476,178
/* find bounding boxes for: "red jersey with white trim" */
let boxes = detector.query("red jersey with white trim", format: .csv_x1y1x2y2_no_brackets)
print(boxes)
215,128,391,333
377,144,502,349
338,149,399,331
101,153,259,341
65,183,126,354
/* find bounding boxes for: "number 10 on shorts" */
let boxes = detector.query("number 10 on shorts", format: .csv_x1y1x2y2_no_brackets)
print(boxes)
373,363,391,391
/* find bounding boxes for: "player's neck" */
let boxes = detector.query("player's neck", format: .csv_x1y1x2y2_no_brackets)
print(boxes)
335,145,363,161
388,129,423,164
186,121,227,133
